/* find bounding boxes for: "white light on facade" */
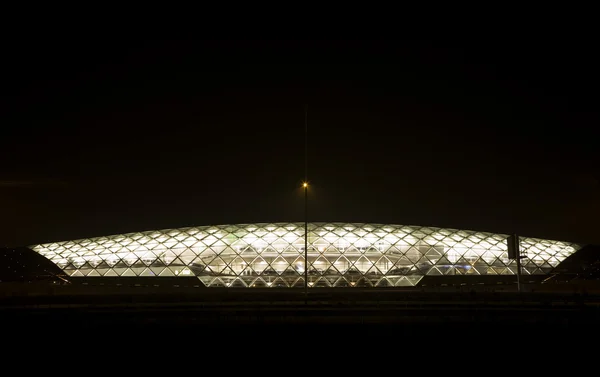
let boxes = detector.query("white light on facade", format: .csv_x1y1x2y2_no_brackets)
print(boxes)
30,222,582,288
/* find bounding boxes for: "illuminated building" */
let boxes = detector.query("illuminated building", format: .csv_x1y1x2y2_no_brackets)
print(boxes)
30,222,581,288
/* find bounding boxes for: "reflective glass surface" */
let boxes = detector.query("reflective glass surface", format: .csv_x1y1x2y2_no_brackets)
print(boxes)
31,223,581,287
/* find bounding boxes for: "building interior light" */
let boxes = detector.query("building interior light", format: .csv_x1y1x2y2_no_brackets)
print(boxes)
29,222,581,288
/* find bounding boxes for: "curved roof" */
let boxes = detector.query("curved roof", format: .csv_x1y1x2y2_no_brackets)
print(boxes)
30,222,582,287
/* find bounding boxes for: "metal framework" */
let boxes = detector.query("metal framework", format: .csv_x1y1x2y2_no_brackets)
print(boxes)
30,222,581,288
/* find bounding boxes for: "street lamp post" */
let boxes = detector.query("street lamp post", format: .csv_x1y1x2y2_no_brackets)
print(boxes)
304,182,308,296
303,106,308,297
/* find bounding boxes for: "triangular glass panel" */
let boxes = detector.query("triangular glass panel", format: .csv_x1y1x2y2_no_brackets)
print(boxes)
434,256,452,266
150,267,166,276
87,269,101,276
541,262,555,269
181,236,199,247
251,255,268,268
121,268,136,277
112,259,129,269
56,260,71,269
343,260,361,276
375,278,392,287
167,266,186,276
270,239,290,253
220,267,236,276
311,277,329,288
392,256,414,268
323,259,342,275
489,249,505,258
472,265,489,275
435,264,452,275
366,263,384,277
405,275,423,286
78,269,93,276
118,238,133,247
425,247,443,261
314,256,330,272
196,276,214,286
487,257,505,267
272,255,290,273
172,242,188,250
354,277,373,287
460,263,475,274
104,269,119,276
138,268,156,276
144,240,160,250
201,235,219,247
189,255,208,266
281,265,300,278
343,245,358,254
375,254,393,267
464,255,482,265
485,266,500,275
178,250,197,264
291,278,305,288
230,256,247,273
168,257,188,268
387,263,412,275
169,247,189,257
248,278,266,288
333,277,351,287
230,278,247,288
332,228,348,238
456,257,472,268
149,256,167,267
416,256,433,270
128,267,144,276
140,251,157,266
312,238,329,252
380,275,396,285
112,268,128,276
158,268,175,276
290,256,306,273
203,256,227,272
405,247,422,262
269,277,288,288
334,254,350,266
352,255,371,272
122,253,139,266
77,261,93,270
426,267,443,275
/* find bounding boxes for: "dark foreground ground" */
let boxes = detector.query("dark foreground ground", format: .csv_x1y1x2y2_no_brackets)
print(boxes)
3,285,600,342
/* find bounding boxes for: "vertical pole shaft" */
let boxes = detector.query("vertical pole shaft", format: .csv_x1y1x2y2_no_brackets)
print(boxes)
516,249,522,293
304,185,308,295
304,106,308,296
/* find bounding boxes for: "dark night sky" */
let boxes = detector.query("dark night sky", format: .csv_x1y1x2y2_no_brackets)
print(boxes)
2,31,599,247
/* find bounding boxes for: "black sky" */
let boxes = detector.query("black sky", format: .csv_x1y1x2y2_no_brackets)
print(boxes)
2,33,599,247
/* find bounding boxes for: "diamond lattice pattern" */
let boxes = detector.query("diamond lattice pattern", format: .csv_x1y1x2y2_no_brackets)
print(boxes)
30,223,581,287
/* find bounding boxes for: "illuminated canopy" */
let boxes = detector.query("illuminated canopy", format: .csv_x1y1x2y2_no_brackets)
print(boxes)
31,222,581,288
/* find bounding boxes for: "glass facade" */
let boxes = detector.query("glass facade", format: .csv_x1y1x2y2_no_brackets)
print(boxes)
31,223,581,288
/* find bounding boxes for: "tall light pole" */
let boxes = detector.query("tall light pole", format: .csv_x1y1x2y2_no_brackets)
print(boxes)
304,181,308,295
303,106,308,296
